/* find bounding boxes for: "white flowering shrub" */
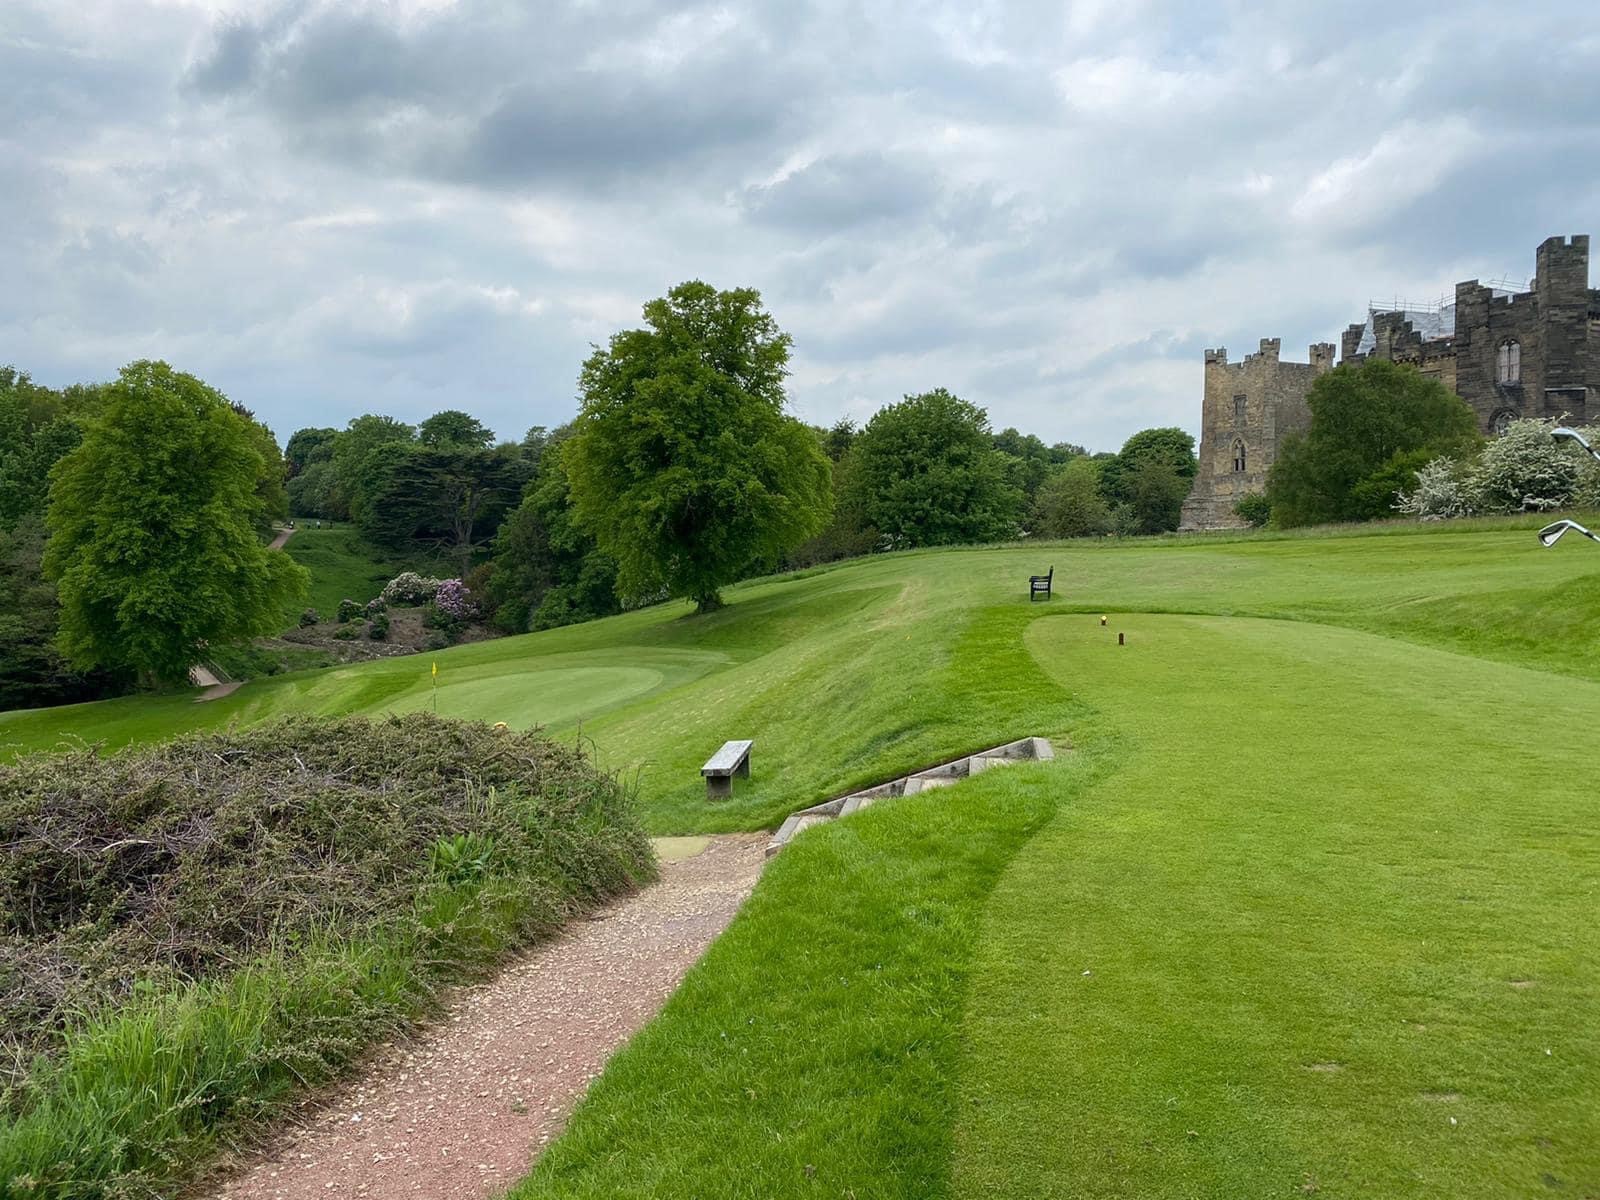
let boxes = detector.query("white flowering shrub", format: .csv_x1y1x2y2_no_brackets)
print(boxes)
1395,457,1472,519
1465,417,1589,513
380,571,444,606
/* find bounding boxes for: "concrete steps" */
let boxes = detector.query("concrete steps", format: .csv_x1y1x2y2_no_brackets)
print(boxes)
765,736,1056,856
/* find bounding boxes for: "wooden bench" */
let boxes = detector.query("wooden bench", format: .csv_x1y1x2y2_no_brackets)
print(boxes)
702,739,754,799
1029,566,1053,601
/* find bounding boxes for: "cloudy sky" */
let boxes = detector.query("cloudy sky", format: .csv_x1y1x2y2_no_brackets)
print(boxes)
6,0,1599,452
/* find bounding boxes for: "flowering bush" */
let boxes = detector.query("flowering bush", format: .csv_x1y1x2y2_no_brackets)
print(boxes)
1396,457,1472,520
336,597,363,623
366,597,388,617
1466,417,1588,513
433,578,477,621
380,572,443,607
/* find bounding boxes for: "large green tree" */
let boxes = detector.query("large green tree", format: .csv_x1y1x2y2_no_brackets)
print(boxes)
331,414,416,523
44,361,309,684
1032,456,1113,538
846,388,1021,547
1267,360,1480,527
418,409,495,449
490,437,621,632
1098,426,1197,508
360,443,528,575
564,281,832,612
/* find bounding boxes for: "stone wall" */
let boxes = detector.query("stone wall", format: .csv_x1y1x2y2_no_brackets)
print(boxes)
1178,339,1333,530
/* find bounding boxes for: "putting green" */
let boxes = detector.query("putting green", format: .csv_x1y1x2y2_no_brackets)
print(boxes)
383,666,666,728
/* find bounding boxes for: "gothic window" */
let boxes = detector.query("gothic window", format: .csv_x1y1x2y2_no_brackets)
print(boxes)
1497,340,1521,384
1232,440,1246,473
1233,394,1247,426
1490,408,1516,436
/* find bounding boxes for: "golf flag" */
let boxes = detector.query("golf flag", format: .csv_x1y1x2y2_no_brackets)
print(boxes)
432,660,438,679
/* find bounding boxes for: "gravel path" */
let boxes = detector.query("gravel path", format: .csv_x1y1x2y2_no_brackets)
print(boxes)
205,834,768,1200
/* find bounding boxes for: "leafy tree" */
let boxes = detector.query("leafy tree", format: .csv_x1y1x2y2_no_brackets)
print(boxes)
44,361,309,684
361,444,529,575
0,369,104,527
1123,458,1191,534
284,427,337,477
1233,492,1272,527
285,459,343,519
824,418,857,462
1032,457,1112,538
490,440,621,632
1266,360,1479,527
565,281,832,612
1099,427,1197,507
785,448,880,568
0,516,128,709
332,414,416,523
419,409,495,449
847,388,1021,547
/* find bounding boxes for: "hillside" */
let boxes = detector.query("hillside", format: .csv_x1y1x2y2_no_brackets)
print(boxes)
4,520,1599,1196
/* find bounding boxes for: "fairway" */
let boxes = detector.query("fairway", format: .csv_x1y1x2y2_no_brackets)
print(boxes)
5,521,1600,1195
957,614,1599,1196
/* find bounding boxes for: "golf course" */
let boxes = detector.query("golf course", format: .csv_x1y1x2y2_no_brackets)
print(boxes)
4,518,1598,1197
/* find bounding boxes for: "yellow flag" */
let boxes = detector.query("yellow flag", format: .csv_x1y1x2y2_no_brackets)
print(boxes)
431,660,438,679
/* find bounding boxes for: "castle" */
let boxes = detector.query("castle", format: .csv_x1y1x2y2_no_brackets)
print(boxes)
1179,235,1600,530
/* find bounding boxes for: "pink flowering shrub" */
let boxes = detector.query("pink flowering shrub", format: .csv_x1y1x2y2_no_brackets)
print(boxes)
433,578,477,620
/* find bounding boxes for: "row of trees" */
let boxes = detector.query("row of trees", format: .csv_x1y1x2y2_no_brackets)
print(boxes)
2,281,1203,709
280,284,1199,634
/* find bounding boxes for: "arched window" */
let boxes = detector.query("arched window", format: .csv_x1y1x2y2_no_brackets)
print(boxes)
1490,408,1516,436
1497,340,1521,384
1232,440,1246,473
1233,394,1247,426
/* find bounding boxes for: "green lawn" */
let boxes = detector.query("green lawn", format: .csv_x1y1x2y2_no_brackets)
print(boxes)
4,518,1599,1195
278,525,453,622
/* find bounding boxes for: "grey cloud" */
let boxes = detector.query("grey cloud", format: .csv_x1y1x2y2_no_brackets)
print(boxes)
743,152,939,232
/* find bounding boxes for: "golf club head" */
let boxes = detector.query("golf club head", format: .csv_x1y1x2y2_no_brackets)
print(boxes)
1552,427,1594,452
1539,518,1597,547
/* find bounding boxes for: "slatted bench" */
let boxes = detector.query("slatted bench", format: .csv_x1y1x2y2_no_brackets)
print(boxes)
702,739,754,799
1029,566,1053,601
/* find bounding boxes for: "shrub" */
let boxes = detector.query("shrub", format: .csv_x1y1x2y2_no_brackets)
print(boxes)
463,562,497,621
1395,457,1473,519
380,571,443,607
368,612,390,641
434,578,477,620
298,608,319,628
365,597,387,617
0,715,653,1197
1466,417,1590,513
1233,492,1272,527
336,597,363,623
333,623,360,640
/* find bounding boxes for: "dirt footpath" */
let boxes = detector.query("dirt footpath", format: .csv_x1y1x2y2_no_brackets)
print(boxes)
206,834,768,1200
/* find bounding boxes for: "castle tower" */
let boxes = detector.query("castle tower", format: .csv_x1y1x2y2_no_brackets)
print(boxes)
1179,338,1334,531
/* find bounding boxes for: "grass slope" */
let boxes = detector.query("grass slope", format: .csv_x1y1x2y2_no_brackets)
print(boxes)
3,517,1599,1195
956,615,1600,1197
279,526,452,623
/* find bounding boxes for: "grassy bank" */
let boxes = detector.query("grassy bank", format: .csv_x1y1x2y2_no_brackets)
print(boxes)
0,715,653,1200
513,760,1083,1199
4,518,1599,1194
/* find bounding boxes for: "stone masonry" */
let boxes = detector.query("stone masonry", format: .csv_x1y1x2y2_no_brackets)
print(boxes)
1181,235,1600,531
1179,339,1333,531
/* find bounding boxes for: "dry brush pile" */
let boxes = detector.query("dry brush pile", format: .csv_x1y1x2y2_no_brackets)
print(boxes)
0,713,654,1198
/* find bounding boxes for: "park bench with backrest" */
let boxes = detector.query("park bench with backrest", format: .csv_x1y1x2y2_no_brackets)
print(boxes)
1029,567,1053,601
702,739,754,799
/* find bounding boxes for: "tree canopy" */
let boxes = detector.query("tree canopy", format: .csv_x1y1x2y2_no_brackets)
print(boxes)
564,281,832,612
846,389,1021,547
1266,360,1480,527
44,361,308,683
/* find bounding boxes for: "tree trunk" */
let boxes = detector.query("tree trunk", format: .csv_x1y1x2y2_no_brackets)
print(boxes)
694,590,724,614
